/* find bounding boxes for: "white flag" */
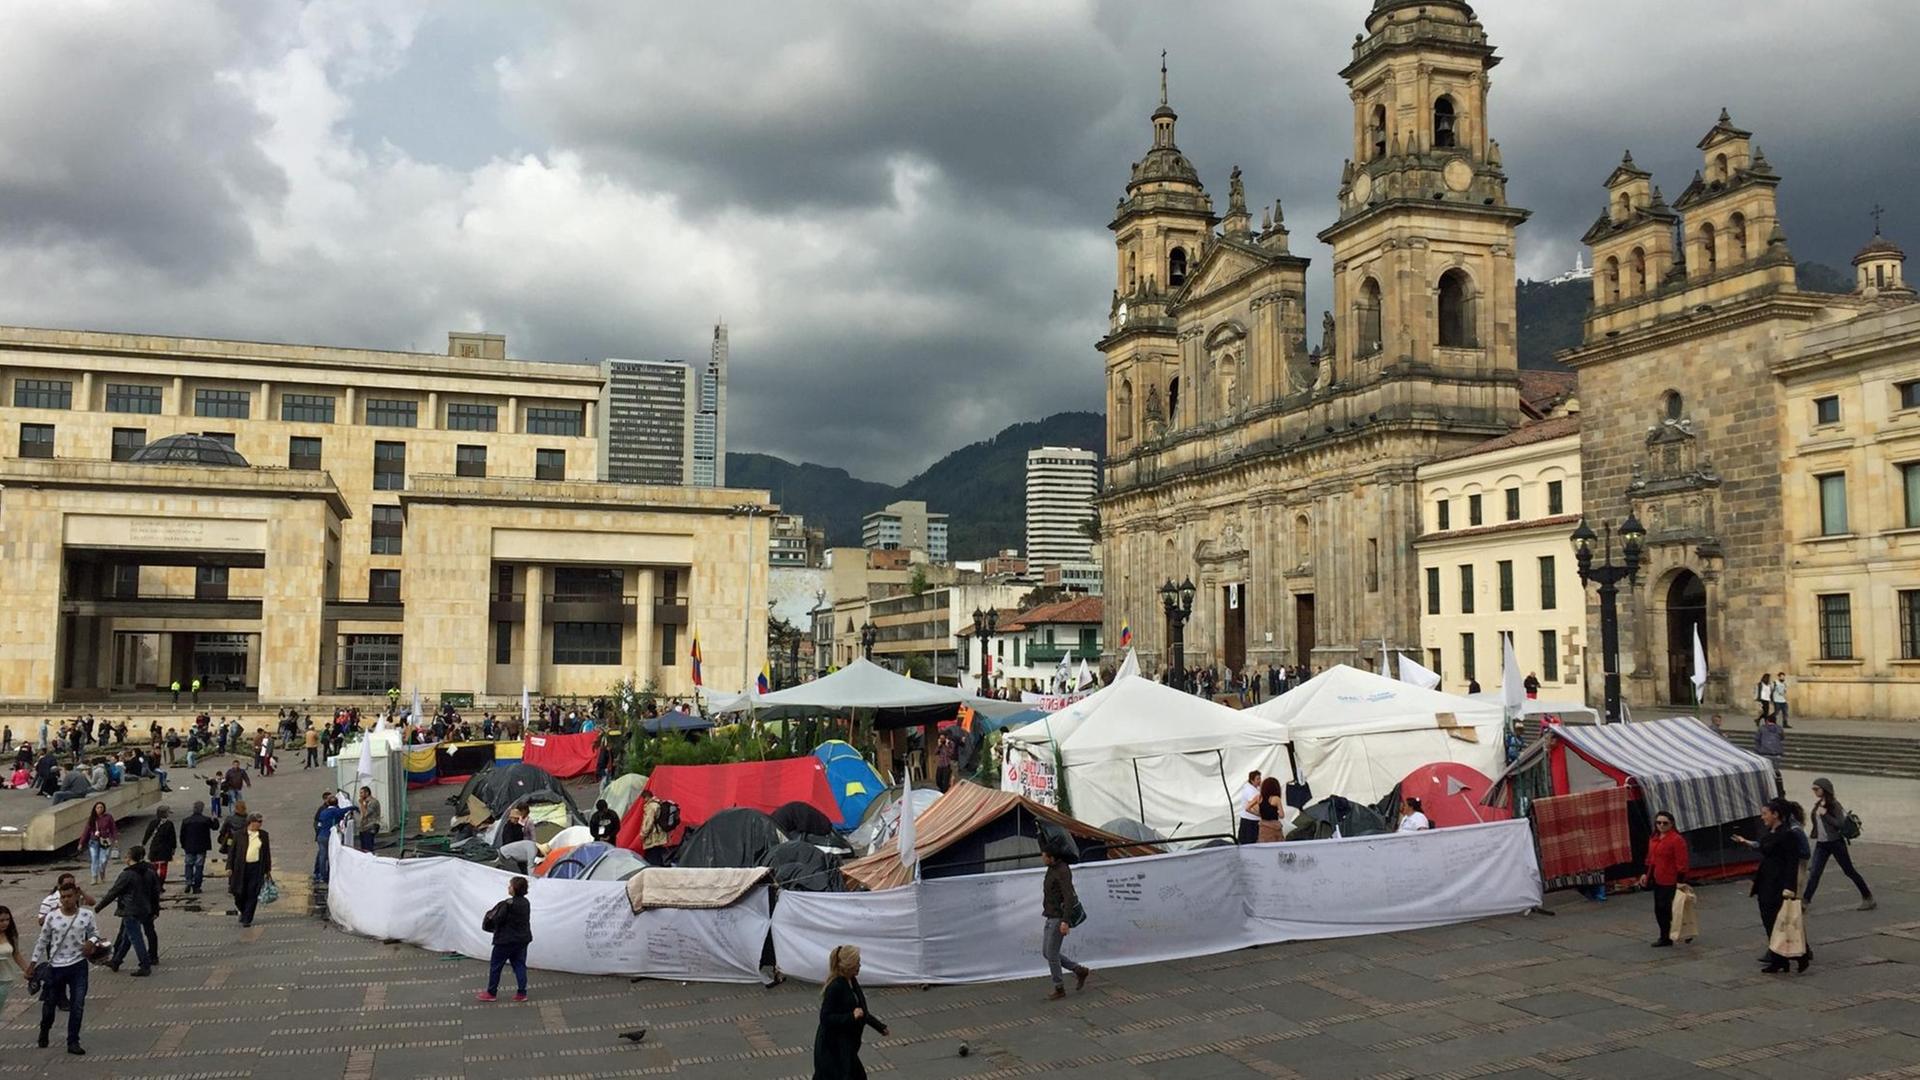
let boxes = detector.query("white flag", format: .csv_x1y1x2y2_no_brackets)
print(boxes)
1397,653,1442,690
1500,633,1526,711
411,687,423,725
1116,647,1141,681
521,688,531,727
1380,640,1391,677
1690,626,1708,703
355,729,375,791
1055,653,1072,694
897,763,918,873
1073,659,1093,691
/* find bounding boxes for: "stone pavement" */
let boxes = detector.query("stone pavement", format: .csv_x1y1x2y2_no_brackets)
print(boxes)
0,763,1916,1079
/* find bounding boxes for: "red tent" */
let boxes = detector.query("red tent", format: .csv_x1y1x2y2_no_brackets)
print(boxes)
520,732,600,779
1398,762,1510,828
616,758,838,851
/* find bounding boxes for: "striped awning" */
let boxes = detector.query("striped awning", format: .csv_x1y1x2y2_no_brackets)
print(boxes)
1553,717,1773,832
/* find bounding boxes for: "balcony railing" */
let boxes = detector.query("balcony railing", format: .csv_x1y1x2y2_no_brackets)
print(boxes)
1023,643,1102,664
543,593,638,626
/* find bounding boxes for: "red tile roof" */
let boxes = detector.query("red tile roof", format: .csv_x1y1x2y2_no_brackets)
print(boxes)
1518,370,1578,417
1434,413,1581,463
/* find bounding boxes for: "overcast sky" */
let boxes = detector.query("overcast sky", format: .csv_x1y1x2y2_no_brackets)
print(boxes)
2,1,1914,482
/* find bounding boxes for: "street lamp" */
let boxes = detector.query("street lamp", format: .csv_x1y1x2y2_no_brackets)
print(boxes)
859,620,877,661
731,503,764,695
1572,512,1646,724
1159,576,1197,693
972,607,999,696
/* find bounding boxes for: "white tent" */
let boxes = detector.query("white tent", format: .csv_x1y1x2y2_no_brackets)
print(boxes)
1004,675,1289,841
1247,665,1504,805
707,658,1027,720
1466,693,1601,724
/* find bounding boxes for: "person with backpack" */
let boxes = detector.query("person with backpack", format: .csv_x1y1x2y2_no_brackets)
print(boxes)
637,792,679,866
1039,849,1090,1000
477,876,532,1002
1805,778,1874,911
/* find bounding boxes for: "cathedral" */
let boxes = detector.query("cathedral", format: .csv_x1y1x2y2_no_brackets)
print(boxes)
1100,0,1529,676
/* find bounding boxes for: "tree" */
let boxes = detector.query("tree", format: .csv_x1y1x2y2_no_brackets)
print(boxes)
909,563,929,596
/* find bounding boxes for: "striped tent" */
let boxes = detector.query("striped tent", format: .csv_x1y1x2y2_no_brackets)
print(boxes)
1491,716,1772,833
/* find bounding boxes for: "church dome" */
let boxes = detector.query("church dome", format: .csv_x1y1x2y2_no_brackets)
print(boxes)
1853,229,1904,266
126,433,250,468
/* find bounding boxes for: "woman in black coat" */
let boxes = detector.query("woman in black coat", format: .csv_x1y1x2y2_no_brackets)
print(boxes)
1734,798,1810,974
813,944,887,1079
225,814,273,928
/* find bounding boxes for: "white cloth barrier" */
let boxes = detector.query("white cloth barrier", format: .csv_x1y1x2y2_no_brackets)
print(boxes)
773,818,1541,985
327,836,770,983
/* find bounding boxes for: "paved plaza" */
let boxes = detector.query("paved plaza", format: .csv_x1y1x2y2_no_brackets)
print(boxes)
0,763,1915,1079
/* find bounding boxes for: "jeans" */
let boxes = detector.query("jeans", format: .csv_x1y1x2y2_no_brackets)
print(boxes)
1804,839,1871,904
184,852,206,892
88,840,111,880
111,916,151,970
1040,917,1084,989
1652,883,1676,942
358,829,378,852
306,748,319,768
487,942,529,995
313,840,330,883
1774,702,1789,724
38,960,87,1048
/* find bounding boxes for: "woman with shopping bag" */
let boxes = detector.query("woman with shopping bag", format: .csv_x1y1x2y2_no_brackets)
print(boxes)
1640,810,1690,947
1733,798,1810,974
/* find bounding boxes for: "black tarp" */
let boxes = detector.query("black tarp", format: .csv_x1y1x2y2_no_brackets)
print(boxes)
770,800,836,840
675,808,786,869
1286,796,1390,840
765,839,843,891
452,762,581,821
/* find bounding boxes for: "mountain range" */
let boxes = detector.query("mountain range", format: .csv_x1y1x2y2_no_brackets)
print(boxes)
733,263,1853,559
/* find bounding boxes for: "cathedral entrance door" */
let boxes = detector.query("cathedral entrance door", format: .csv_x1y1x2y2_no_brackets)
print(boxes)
1223,584,1246,673
1664,571,1707,705
1294,594,1316,669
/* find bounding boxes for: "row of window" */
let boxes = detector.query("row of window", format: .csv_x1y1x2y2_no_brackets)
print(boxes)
1811,381,1920,427
1426,557,1558,615
1819,590,1920,661
12,379,587,435
27,425,568,485
1444,630,1562,685
1815,466,1920,536
1434,481,1565,531
491,621,681,668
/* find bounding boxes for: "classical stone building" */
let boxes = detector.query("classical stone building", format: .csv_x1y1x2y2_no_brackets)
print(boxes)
0,325,769,704
1101,0,1528,676
1564,116,1919,719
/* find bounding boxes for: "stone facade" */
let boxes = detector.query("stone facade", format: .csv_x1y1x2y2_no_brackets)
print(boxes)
1565,114,1919,719
1100,0,1526,676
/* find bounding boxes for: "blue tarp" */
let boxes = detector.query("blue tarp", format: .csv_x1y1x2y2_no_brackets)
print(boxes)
813,740,885,830
640,711,714,735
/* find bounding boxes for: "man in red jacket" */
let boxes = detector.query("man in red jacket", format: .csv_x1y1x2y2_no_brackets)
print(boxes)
1641,810,1690,947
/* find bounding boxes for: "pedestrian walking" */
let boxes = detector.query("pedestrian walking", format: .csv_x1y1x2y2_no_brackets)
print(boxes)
1039,850,1091,1000
180,801,214,895
143,806,178,888
1255,776,1287,842
95,845,157,975
0,907,30,1012
1753,714,1785,789
1233,770,1262,845
812,944,887,1079
1641,810,1689,946
79,803,116,884
476,876,532,1002
1772,672,1790,727
1733,798,1810,974
313,794,349,883
1805,779,1874,910
303,723,320,769
356,786,382,852
190,677,200,705
32,878,101,1055
227,813,272,928
1754,672,1773,722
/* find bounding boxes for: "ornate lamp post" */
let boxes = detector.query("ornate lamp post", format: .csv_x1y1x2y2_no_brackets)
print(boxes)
971,607,999,695
859,620,877,661
1571,513,1646,724
1159,576,1197,692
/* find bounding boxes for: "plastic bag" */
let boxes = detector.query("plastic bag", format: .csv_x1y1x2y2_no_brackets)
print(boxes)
1767,892,1806,957
1672,884,1699,943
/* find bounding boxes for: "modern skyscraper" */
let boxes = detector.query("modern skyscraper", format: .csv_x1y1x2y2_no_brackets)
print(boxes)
691,322,728,486
862,499,948,564
1025,446,1099,568
600,358,696,485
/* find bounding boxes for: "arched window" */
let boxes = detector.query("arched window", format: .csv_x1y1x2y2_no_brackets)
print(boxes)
1605,257,1621,304
1437,269,1476,347
1168,247,1188,288
1117,378,1134,439
1877,265,1887,289
1433,95,1457,149
1630,247,1647,295
1293,514,1311,557
1370,104,1388,160
1356,278,1383,355
1713,153,1729,183
1664,390,1684,421
1617,193,1632,220
1699,222,1718,272
1728,213,1748,262
1126,251,1138,292
1167,377,1179,424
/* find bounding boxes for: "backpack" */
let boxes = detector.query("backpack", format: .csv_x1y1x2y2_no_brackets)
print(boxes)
654,799,681,834
1842,810,1863,841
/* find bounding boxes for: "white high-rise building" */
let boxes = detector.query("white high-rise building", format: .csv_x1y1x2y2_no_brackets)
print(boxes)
1025,446,1099,568
691,322,728,486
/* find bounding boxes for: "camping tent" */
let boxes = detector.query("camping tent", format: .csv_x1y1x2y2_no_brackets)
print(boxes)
1002,675,1288,841
600,773,648,818
846,785,943,855
841,781,1160,891
638,710,712,735
706,658,1027,726
765,839,843,891
1248,665,1505,805
452,762,579,821
675,808,786,869
615,757,838,851
812,741,884,829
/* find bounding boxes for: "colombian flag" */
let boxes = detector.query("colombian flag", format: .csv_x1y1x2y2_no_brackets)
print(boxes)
1119,619,1132,648
756,663,771,694
690,634,704,687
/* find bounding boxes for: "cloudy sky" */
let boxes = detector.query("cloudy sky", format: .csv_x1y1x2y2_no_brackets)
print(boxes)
2,1,1914,482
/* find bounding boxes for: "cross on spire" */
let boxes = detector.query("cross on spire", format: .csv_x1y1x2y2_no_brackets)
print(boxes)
1160,50,1168,106
1871,203,1885,234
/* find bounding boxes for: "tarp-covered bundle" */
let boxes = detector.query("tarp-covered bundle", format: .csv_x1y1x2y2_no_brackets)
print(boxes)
619,758,838,851
521,732,600,780
812,741,884,829
770,800,837,841
841,781,1159,891
1001,675,1288,840
1248,665,1505,805
765,839,844,892
675,808,786,869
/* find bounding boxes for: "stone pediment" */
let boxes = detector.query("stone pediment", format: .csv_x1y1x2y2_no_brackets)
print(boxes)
1176,241,1267,303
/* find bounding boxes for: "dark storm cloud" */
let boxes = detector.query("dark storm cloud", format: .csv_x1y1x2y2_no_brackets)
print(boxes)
0,2,1913,483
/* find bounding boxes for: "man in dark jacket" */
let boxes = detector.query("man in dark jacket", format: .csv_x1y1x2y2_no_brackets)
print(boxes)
142,805,178,887
477,876,533,1001
179,802,215,894
587,799,621,844
95,845,159,975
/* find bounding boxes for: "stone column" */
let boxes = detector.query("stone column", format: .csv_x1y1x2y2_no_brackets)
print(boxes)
522,565,545,695
633,565,655,687
258,503,326,702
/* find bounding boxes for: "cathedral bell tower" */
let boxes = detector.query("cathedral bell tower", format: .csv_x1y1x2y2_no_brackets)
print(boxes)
1100,55,1216,459
1317,0,1528,385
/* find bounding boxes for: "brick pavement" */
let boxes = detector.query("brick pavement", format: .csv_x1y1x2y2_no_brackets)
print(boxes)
0,764,1914,1079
